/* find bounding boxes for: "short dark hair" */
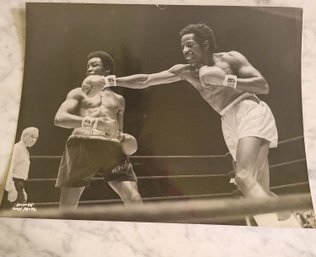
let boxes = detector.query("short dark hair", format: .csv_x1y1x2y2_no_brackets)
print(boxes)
87,51,115,74
180,23,217,52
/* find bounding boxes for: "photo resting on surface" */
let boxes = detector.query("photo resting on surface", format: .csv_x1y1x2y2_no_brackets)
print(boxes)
0,3,315,228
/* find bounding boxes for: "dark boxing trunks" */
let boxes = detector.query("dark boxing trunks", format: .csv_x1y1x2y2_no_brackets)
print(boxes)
55,138,137,187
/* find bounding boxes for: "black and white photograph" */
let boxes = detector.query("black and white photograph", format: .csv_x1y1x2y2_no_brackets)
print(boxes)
0,3,314,228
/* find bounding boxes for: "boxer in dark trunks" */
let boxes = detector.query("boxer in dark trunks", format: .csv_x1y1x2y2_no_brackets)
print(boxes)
54,51,142,210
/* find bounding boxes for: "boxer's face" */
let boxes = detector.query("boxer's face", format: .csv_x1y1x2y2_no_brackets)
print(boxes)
181,33,207,68
23,131,39,147
87,57,109,76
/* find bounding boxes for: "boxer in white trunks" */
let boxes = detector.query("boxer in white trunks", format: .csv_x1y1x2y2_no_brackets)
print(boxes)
101,23,278,201
54,51,142,211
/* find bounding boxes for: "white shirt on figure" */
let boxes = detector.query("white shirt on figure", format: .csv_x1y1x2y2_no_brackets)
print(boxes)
5,141,30,191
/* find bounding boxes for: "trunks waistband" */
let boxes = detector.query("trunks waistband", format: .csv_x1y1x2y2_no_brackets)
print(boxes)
70,127,120,142
220,93,259,116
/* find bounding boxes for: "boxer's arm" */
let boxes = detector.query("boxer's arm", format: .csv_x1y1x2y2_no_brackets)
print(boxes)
115,65,184,89
54,88,84,129
117,96,125,140
228,51,269,94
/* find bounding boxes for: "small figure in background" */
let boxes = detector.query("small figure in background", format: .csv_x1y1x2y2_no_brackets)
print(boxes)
3,127,39,208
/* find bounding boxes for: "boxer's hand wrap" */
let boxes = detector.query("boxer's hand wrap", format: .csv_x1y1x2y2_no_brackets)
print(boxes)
223,75,238,89
81,116,98,129
105,75,117,87
102,76,110,88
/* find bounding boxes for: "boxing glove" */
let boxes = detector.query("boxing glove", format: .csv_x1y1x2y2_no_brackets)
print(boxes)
121,133,138,155
81,75,108,97
199,66,237,89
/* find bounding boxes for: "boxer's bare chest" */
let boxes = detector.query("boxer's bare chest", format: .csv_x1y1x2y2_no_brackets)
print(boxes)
183,55,235,90
79,90,121,117
179,56,240,112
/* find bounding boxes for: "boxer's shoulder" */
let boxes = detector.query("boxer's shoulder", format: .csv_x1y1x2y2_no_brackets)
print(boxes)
215,51,247,71
66,87,85,100
217,51,246,64
168,64,191,75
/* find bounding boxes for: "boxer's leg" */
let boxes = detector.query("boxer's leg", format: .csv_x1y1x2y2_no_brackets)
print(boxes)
256,149,270,193
235,136,270,198
108,180,142,205
59,186,85,211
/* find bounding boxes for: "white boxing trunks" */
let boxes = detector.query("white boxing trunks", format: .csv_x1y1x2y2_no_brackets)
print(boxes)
221,96,278,160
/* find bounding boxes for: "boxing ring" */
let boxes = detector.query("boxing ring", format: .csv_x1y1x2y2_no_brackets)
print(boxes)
0,194,312,224
1,135,314,226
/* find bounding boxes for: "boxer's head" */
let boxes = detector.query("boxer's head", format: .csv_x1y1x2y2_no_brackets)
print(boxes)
180,23,217,67
21,127,39,147
87,51,115,76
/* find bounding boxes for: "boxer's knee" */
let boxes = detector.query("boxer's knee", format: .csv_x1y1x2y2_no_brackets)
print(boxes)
125,191,142,205
130,193,142,204
235,167,270,198
234,168,257,193
59,187,85,210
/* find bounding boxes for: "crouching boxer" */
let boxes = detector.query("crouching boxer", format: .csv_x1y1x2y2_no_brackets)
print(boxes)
81,74,137,156
54,51,142,211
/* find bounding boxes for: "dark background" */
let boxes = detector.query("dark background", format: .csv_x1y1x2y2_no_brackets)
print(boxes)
19,4,303,155
13,4,309,213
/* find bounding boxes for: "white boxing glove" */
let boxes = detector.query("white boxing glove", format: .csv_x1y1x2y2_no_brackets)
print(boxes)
121,133,138,155
81,75,109,97
199,66,237,89
199,66,226,86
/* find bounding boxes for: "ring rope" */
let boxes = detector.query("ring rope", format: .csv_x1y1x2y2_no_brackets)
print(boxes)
130,154,229,159
270,181,309,190
33,182,310,207
34,192,235,207
278,135,303,145
29,134,303,160
138,173,229,179
269,158,306,169
28,181,311,207
30,154,229,160
27,172,231,183
26,157,306,183
1,193,312,223
20,134,308,214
